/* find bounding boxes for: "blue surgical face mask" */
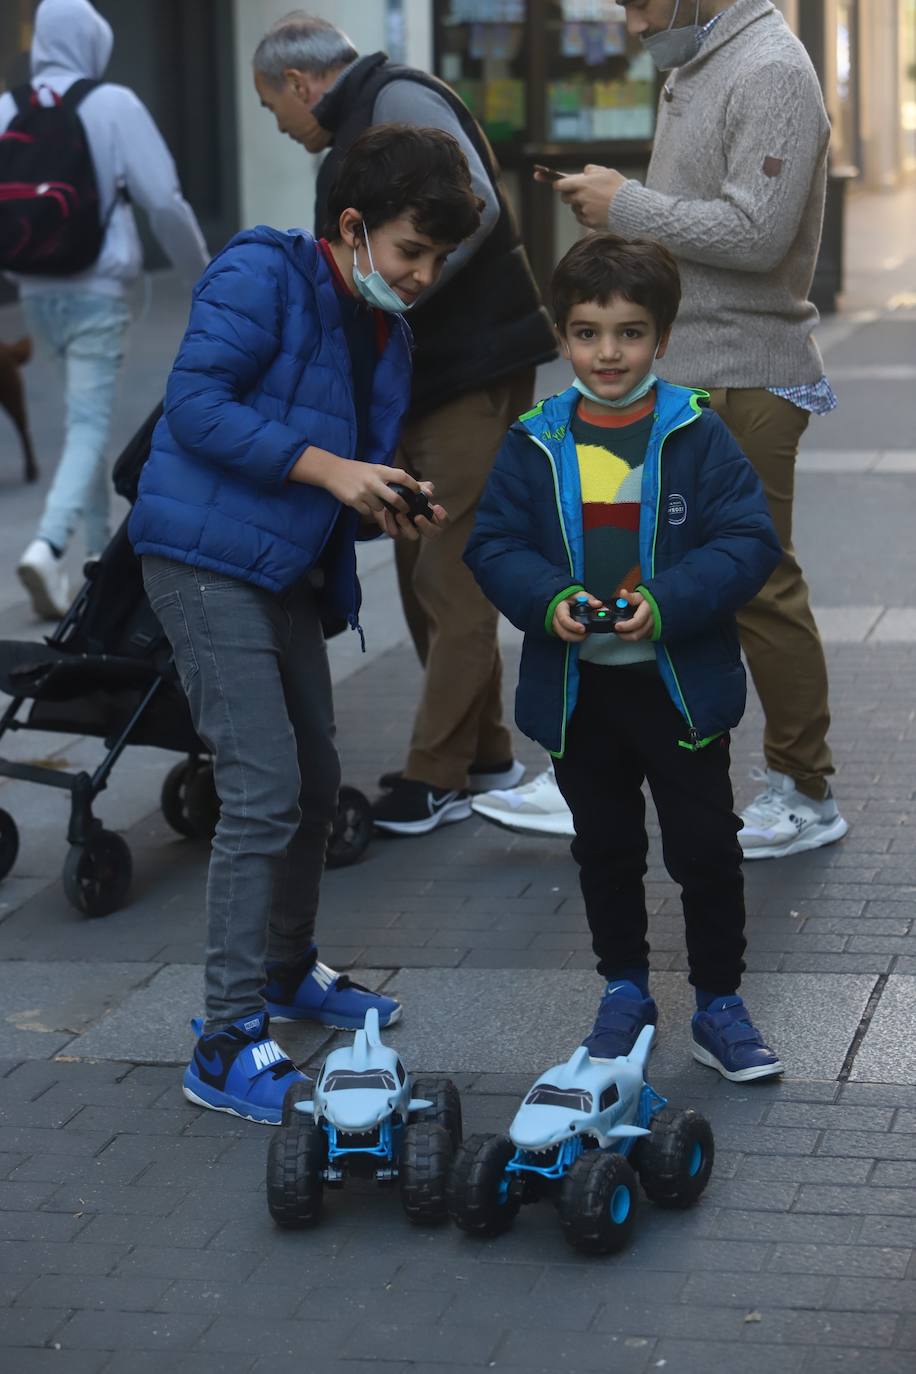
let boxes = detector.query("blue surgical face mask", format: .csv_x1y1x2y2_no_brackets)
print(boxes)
641,0,703,71
352,228,413,314
572,351,659,410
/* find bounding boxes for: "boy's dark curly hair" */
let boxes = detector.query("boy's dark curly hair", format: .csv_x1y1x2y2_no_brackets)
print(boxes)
552,233,682,338
324,123,484,245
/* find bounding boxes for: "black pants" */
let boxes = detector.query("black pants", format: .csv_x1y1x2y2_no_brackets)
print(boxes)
552,664,746,993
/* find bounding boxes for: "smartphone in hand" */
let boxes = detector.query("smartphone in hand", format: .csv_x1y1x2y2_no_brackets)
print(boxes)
533,164,569,182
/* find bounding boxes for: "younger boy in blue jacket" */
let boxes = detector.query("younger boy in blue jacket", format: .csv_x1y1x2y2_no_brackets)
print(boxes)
465,234,784,1082
130,126,482,1124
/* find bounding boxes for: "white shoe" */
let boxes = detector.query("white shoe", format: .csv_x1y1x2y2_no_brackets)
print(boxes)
739,768,849,860
17,539,71,620
471,768,574,837
467,758,526,794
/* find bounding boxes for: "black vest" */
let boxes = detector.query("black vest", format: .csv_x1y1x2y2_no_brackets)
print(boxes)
314,54,557,415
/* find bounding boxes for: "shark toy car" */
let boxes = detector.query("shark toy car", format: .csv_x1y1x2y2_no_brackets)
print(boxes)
447,1025,713,1254
266,1008,461,1229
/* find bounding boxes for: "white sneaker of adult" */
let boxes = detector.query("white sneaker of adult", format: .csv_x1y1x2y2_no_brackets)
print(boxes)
17,540,71,621
739,767,849,860
471,767,575,837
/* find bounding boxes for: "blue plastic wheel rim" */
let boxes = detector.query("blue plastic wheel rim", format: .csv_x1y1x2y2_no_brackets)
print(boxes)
688,1142,703,1177
496,1175,510,1207
610,1184,631,1224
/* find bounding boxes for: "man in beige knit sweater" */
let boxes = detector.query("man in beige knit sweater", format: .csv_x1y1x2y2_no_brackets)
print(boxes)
541,0,848,861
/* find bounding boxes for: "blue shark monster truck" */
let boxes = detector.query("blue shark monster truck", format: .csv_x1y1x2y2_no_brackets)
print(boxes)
447,1026,714,1254
266,1008,461,1228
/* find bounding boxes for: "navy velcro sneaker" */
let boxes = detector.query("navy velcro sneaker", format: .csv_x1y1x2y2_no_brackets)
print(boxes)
691,996,784,1082
182,1010,307,1125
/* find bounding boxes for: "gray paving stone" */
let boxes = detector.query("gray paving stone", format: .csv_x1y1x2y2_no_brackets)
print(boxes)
650,1341,805,1374
768,1243,912,1277
102,1357,254,1374
818,1130,916,1160
57,1309,212,1350
0,1352,109,1374
0,1305,69,1347
681,1271,832,1309
737,1155,872,1184
805,1355,916,1374
710,1211,861,1244
829,1277,916,1312
852,976,916,1083
487,1326,657,1373
17,1274,171,1311
795,1185,916,1216
859,1216,916,1247
0,1240,127,1279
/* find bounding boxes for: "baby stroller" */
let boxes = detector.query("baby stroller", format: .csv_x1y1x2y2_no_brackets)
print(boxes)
0,404,373,917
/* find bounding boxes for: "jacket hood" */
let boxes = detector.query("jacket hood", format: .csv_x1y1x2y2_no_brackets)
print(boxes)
31,0,113,81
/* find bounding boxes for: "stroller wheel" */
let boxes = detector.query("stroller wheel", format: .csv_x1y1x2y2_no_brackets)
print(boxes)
0,809,19,881
161,760,219,841
63,830,133,918
325,786,372,869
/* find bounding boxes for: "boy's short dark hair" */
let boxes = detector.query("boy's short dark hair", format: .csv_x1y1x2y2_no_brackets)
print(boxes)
551,233,681,338
324,124,484,245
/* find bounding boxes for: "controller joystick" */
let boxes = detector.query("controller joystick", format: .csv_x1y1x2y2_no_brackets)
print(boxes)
383,482,434,523
570,594,635,634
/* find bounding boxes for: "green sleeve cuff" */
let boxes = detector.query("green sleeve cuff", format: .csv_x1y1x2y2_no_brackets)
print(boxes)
545,584,585,636
636,584,662,641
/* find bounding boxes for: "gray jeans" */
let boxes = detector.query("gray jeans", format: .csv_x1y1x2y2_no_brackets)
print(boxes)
142,556,341,1030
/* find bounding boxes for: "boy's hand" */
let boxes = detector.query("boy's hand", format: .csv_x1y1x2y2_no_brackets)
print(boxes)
552,592,603,643
614,590,654,641
372,482,448,542
320,458,427,518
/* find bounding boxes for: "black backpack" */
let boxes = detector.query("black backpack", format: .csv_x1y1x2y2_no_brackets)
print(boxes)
0,79,107,275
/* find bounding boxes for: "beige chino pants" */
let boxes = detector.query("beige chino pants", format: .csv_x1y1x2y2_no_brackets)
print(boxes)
707,387,833,800
393,369,536,792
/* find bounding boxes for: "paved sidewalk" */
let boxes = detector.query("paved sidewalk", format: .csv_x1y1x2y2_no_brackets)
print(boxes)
1,190,915,1371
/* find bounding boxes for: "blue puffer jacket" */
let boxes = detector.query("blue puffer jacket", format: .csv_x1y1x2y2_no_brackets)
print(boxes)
465,382,781,756
129,227,412,623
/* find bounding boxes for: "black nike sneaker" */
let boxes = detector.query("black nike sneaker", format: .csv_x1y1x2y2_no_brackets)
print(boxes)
182,1010,307,1125
371,778,472,835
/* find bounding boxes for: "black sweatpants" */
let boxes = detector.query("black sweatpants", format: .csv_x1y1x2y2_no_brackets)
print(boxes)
552,663,747,993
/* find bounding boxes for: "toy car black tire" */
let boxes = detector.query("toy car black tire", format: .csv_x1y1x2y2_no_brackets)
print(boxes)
62,830,133,918
446,1133,520,1237
325,786,372,869
281,1079,314,1128
558,1150,638,1255
410,1077,463,1151
0,808,19,882
634,1106,715,1208
266,1118,326,1229
399,1120,452,1224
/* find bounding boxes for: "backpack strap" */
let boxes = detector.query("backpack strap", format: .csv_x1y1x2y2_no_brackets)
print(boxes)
61,79,100,113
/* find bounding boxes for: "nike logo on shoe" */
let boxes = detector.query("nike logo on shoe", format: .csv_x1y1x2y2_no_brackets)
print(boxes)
250,1039,286,1072
429,789,460,814
193,1048,225,1086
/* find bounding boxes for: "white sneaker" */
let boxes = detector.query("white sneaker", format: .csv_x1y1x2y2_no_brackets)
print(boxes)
739,768,849,860
17,539,71,620
471,767,574,837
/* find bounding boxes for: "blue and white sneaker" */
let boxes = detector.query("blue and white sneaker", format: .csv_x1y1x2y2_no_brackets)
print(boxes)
691,996,784,1082
263,949,401,1031
582,980,658,1061
182,1011,307,1125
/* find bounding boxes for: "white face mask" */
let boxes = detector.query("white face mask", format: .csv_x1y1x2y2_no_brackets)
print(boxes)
352,228,413,314
641,0,703,71
572,349,660,410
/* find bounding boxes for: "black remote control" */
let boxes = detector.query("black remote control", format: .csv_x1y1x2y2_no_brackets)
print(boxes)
383,482,434,523
570,595,635,634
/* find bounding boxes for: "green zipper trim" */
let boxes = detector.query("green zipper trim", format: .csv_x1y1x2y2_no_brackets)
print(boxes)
650,394,705,742
519,400,546,423
545,584,586,636
677,730,724,752
528,432,575,756
635,583,662,641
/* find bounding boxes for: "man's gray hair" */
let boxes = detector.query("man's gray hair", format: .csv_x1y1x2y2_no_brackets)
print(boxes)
253,12,358,87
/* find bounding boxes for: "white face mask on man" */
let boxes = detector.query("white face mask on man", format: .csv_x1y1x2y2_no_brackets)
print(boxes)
641,0,704,71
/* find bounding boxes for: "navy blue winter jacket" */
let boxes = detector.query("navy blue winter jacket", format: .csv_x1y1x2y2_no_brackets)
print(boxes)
464,382,781,755
129,227,412,625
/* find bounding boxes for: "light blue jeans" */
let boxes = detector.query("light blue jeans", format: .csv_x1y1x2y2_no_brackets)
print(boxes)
21,292,131,556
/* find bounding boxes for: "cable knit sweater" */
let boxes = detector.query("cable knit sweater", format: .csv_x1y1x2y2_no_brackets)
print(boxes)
608,0,830,389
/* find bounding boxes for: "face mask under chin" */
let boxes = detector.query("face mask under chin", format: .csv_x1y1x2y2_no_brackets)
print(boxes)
641,0,704,71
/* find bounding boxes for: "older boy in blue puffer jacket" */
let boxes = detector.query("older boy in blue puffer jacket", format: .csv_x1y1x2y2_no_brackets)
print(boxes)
130,126,482,1124
466,234,786,1084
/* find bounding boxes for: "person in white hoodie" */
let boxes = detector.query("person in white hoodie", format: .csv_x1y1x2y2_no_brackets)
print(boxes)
0,0,209,619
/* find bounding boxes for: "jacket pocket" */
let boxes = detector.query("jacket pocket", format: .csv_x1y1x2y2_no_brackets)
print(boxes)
148,590,199,695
